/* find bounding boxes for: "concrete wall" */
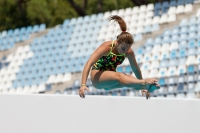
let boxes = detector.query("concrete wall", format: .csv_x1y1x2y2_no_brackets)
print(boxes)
0,94,200,133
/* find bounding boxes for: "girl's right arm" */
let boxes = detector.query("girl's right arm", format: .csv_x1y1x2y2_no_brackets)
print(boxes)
79,41,110,98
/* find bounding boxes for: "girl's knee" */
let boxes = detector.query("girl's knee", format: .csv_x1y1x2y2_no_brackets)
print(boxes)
117,73,127,82
118,73,134,79
127,74,136,79
117,73,123,80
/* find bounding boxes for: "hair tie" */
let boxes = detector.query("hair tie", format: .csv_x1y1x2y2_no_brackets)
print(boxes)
122,30,126,32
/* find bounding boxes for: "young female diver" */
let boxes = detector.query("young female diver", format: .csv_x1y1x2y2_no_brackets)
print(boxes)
79,15,160,99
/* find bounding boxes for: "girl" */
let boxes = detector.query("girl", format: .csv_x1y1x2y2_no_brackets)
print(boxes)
79,15,160,99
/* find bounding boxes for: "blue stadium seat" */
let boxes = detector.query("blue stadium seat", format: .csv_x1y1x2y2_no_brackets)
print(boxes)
97,13,103,20
163,35,170,43
177,0,185,5
178,74,186,83
170,0,177,6
170,50,178,59
180,19,188,27
90,14,97,22
63,19,70,27
179,57,187,65
14,28,20,36
59,65,67,74
155,2,162,10
167,85,175,94
96,20,104,28
188,39,197,48
144,25,152,33
177,83,185,93
160,59,169,68
41,76,48,82
162,1,169,13
154,3,162,16
159,78,168,86
179,48,187,58
20,27,26,35
197,17,200,24
26,78,33,86
26,26,32,33
171,34,179,42
198,31,200,39
34,77,41,85
189,17,196,26
154,36,162,44
189,25,197,32
180,26,188,34
125,65,132,73
134,34,143,41
83,15,90,23
197,39,200,47
172,27,179,35
189,32,197,39
169,58,178,66
185,0,194,4
179,40,187,48
163,29,171,36
180,33,188,41
7,29,13,37
145,38,154,46
151,24,159,31
168,76,177,85
135,47,144,55
120,89,127,96
24,71,31,79
144,46,153,53
187,65,196,74
160,51,169,60
33,25,39,32
77,17,84,24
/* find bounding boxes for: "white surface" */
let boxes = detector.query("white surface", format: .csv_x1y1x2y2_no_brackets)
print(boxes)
0,94,199,133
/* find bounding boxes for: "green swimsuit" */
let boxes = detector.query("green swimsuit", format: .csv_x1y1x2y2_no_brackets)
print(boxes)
92,40,125,72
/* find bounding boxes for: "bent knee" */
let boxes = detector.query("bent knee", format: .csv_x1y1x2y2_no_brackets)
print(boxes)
127,74,136,79
117,73,126,81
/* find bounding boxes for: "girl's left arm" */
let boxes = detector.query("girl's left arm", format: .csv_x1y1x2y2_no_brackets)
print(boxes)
126,49,143,80
126,49,151,99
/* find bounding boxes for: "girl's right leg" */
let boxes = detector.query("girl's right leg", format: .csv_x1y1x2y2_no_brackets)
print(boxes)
90,70,147,89
104,74,142,90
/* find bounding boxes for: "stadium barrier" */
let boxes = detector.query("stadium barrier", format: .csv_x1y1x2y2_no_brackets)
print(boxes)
0,94,199,133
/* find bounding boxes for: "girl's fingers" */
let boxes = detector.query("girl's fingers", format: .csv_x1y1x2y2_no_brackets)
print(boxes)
141,91,144,96
79,89,85,98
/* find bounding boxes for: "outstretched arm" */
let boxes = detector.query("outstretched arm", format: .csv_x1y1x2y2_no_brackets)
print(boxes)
126,49,143,80
126,49,160,99
126,49,151,99
79,41,111,98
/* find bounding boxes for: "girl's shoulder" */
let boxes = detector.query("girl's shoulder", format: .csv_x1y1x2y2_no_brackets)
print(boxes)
95,41,113,56
99,40,113,49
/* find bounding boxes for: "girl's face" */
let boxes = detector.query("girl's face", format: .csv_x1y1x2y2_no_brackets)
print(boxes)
116,42,132,54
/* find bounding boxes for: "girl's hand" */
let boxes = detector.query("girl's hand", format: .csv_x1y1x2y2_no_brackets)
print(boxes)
144,78,160,92
141,90,150,100
79,86,90,98
144,78,158,85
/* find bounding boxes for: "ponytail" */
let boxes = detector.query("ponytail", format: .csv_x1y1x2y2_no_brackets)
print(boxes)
109,15,127,32
108,15,134,45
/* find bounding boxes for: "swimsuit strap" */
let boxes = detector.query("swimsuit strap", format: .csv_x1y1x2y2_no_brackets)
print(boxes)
107,40,114,56
111,40,114,48
107,40,125,56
